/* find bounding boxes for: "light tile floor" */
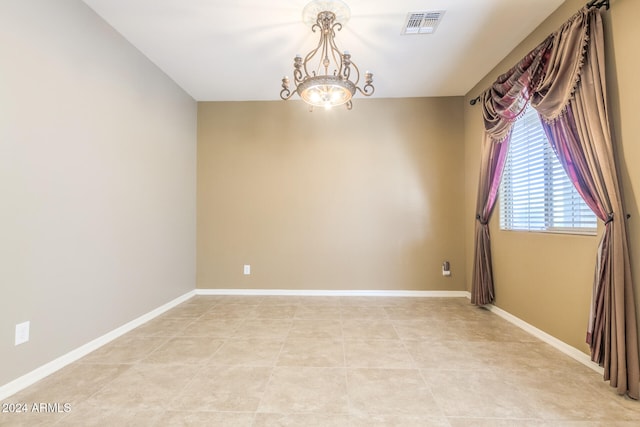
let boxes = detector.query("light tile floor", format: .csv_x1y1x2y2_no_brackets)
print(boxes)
2,296,639,426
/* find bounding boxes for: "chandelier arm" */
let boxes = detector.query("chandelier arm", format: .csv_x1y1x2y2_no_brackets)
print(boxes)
342,54,351,80
355,84,374,96
308,22,331,78
280,88,297,100
312,11,331,76
293,67,303,84
355,67,374,96
302,14,330,79
280,76,296,100
328,24,344,76
303,55,316,79
343,57,359,84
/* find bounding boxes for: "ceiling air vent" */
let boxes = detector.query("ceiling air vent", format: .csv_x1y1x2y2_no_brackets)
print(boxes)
402,10,445,35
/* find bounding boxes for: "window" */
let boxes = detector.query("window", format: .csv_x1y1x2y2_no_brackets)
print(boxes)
499,106,597,234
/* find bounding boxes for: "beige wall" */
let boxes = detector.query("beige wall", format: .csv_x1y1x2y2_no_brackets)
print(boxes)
198,98,465,291
464,0,640,353
0,0,197,386
4,0,636,394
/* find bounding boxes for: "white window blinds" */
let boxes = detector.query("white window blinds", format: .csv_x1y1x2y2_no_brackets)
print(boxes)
499,106,597,233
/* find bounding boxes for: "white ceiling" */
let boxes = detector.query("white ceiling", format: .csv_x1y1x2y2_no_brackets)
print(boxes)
81,0,566,101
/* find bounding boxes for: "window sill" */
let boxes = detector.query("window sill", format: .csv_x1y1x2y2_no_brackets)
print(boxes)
500,228,597,237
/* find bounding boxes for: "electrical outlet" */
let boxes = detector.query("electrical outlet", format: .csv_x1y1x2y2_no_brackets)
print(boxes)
243,264,251,275
442,261,451,277
15,321,30,346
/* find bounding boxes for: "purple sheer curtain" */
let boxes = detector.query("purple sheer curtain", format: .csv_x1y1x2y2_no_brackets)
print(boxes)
472,6,639,398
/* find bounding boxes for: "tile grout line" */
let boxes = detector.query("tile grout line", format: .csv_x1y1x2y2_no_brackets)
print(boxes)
148,306,220,425
252,306,295,418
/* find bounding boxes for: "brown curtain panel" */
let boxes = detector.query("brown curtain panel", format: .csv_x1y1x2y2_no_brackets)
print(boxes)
471,132,509,306
472,6,639,398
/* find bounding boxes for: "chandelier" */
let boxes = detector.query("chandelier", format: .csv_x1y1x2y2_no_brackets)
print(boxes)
280,0,374,110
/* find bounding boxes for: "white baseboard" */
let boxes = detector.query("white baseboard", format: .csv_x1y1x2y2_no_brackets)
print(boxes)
195,288,471,298
485,303,603,375
0,290,196,401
